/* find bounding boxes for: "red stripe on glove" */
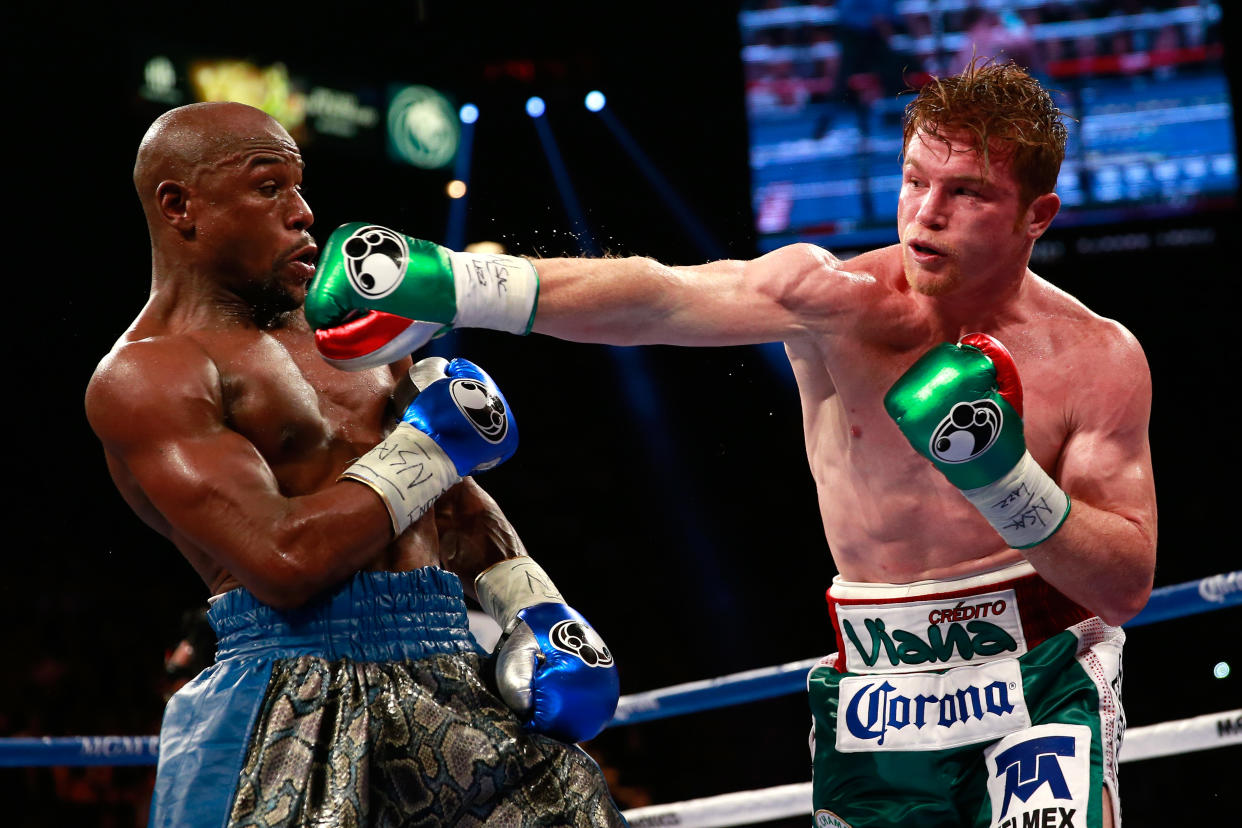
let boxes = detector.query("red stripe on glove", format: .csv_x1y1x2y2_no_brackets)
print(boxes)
314,311,418,361
960,332,1024,417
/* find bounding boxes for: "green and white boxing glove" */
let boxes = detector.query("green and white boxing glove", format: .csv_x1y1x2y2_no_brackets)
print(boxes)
883,332,1070,548
305,223,539,370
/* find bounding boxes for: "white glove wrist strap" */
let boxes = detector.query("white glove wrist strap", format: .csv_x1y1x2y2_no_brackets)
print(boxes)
475,557,566,633
447,251,539,334
961,450,1071,549
340,423,461,535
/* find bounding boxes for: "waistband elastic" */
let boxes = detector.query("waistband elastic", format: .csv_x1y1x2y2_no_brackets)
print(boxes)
825,560,1094,674
209,567,481,663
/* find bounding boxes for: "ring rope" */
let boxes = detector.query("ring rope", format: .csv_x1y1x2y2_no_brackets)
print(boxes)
618,709,1242,828
0,736,159,768
1,572,1236,768
611,571,1241,727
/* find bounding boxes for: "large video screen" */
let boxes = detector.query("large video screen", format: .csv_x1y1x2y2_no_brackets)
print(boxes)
740,0,1237,252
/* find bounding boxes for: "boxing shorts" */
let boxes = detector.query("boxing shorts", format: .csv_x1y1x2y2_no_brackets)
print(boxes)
808,560,1125,828
149,567,625,828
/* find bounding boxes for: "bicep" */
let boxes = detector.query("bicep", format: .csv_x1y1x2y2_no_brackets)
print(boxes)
89,348,291,556
668,244,863,344
113,408,390,605
1055,343,1156,535
123,421,291,550
533,244,849,346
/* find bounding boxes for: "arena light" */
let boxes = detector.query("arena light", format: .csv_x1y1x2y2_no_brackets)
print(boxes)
446,180,467,199
189,58,306,132
387,84,460,169
584,90,606,112
140,55,181,104
1215,661,1232,679
459,103,479,124
525,96,546,118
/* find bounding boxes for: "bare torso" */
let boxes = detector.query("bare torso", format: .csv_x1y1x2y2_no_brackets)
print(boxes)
777,243,1126,583
100,298,437,597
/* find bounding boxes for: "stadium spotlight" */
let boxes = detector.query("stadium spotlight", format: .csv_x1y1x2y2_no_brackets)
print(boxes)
459,103,479,124
525,96,546,118
585,90,606,112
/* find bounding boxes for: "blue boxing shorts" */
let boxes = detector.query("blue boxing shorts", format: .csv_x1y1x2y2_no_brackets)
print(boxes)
149,567,624,828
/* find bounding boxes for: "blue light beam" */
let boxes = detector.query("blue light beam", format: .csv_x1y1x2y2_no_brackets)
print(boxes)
444,106,477,251
594,105,726,260
530,109,599,255
595,105,793,383
532,100,744,651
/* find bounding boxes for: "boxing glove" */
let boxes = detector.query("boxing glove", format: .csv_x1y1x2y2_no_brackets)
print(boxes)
476,558,619,744
342,357,518,534
305,223,539,370
883,333,1070,548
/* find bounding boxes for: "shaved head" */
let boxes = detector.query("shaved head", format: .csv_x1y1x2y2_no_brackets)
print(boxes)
133,102,300,209
133,101,314,324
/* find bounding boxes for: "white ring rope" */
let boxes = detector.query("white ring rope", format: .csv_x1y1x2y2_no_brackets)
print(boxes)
620,709,1242,827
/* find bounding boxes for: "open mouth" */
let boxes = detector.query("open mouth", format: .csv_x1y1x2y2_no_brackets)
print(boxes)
284,245,320,280
291,245,319,267
909,240,947,260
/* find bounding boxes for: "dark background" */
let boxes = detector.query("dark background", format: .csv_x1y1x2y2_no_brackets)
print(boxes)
3,1,1238,824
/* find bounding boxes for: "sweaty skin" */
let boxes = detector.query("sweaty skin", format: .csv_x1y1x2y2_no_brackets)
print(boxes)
86,102,514,610
528,130,1156,629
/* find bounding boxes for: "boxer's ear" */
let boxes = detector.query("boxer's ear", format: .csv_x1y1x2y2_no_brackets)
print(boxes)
1023,191,1059,240
156,180,195,234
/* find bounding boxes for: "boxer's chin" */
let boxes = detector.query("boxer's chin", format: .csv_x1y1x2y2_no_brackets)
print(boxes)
245,275,304,329
903,256,962,297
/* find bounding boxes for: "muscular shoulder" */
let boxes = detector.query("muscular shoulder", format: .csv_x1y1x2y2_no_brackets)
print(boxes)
86,334,224,450
751,242,901,313
1032,277,1147,366
1028,278,1151,424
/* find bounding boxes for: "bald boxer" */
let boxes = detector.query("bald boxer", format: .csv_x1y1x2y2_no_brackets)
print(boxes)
306,61,1155,827
85,102,623,828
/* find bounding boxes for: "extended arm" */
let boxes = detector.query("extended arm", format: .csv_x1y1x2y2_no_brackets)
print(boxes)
530,253,804,346
303,223,857,370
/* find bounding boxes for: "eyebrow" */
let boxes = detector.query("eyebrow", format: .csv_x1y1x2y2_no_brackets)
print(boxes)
903,159,989,187
243,152,304,170
210,144,302,171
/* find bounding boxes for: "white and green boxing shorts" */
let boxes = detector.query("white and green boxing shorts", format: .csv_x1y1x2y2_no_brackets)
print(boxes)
808,560,1125,828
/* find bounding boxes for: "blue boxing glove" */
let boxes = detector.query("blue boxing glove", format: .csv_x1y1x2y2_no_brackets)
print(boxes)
476,558,619,743
401,357,517,476
341,357,518,534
